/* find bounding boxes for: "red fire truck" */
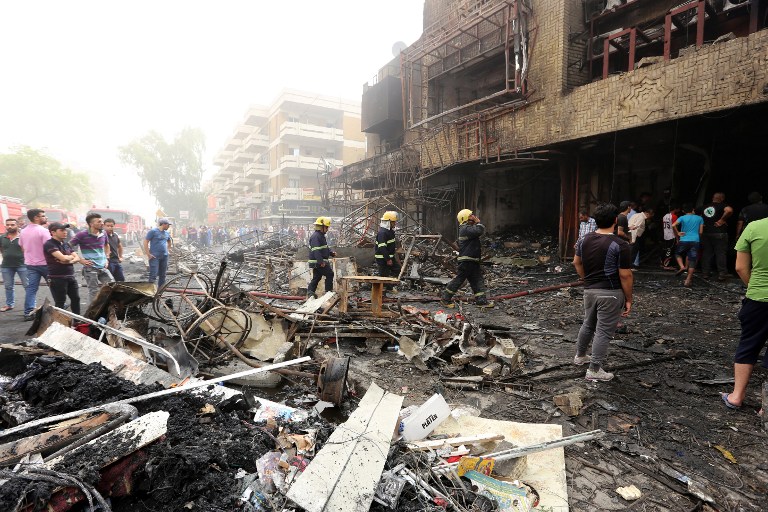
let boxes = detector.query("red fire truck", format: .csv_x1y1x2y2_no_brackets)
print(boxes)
0,196,27,234
87,207,143,244
45,208,77,226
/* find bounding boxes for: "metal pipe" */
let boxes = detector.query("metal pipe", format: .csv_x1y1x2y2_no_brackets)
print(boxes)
432,430,604,474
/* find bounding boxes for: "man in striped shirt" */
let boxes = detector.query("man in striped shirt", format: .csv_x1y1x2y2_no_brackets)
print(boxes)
70,212,114,302
577,210,597,245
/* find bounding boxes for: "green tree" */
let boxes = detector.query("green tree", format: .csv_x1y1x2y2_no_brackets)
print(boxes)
0,146,93,209
118,128,207,221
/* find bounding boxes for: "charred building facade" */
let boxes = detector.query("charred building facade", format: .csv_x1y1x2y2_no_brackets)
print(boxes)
331,0,768,258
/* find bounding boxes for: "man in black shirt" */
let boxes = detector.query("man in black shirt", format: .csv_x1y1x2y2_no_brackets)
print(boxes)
43,222,81,315
104,218,125,281
736,192,768,238
615,201,631,242
0,218,28,312
573,203,633,382
701,192,734,280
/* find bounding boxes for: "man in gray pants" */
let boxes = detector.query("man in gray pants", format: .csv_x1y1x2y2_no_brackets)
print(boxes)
573,203,634,381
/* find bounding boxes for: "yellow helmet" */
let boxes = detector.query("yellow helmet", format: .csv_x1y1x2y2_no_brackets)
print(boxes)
381,211,398,222
323,217,332,227
457,209,473,224
314,217,326,226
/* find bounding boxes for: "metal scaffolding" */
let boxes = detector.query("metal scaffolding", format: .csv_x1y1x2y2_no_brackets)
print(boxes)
401,0,534,129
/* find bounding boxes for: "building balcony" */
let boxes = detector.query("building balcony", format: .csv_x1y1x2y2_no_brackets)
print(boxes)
214,149,234,167
234,148,257,163
278,121,344,143
275,155,343,177
245,162,270,177
231,173,253,190
223,160,244,175
234,124,255,139
243,132,269,152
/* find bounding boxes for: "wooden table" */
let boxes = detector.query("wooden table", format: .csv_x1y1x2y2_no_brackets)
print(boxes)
339,276,400,317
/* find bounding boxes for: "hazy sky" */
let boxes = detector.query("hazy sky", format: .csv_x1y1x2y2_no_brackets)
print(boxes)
0,1,424,220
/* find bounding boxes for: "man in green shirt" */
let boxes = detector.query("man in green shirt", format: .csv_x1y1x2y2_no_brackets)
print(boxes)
0,218,28,311
722,217,768,415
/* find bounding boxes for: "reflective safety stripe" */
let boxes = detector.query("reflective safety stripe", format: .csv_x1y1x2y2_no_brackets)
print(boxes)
386,239,396,244
308,259,317,263
311,245,329,251
375,254,385,259
474,291,486,296
458,237,468,241
377,243,388,248
457,256,480,262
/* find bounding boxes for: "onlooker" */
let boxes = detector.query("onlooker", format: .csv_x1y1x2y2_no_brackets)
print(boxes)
145,218,173,287
661,205,681,269
441,209,494,308
736,192,768,238
104,218,125,282
701,192,734,280
19,208,51,320
615,201,631,242
576,210,597,246
71,213,114,302
1,218,28,312
673,203,704,287
721,216,768,410
307,217,336,298
628,208,654,268
572,202,633,382
43,222,81,315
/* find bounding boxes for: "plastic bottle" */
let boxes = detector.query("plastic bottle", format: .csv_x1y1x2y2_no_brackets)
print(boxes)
399,393,451,441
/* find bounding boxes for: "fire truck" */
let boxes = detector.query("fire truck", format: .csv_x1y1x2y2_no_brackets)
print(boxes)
45,208,78,226
87,207,143,244
0,196,27,234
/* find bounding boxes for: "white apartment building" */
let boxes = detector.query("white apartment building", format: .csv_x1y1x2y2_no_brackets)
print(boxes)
208,90,365,228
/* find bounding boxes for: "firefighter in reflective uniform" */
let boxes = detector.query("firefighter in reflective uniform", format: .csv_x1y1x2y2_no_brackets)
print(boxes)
307,217,336,298
441,209,494,308
375,211,400,282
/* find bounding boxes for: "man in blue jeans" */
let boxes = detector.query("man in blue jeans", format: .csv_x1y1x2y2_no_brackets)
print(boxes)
19,208,51,320
1,218,28,312
144,218,173,288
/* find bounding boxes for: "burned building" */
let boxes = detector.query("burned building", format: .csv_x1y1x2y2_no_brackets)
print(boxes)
331,0,768,258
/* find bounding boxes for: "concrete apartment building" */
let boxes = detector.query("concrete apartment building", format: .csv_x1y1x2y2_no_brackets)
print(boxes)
208,90,365,228
330,0,768,258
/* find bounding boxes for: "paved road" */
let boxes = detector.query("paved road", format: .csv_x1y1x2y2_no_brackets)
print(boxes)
0,260,148,343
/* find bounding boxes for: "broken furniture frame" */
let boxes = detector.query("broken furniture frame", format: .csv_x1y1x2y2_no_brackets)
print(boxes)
398,234,446,281
51,306,182,376
338,276,401,317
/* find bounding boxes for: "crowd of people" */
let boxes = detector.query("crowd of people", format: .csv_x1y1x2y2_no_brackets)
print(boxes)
180,224,312,247
574,193,767,418
0,209,173,319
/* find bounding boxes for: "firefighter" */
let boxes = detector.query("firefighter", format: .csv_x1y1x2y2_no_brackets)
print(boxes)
307,217,336,299
441,209,494,308
375,211,401,282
